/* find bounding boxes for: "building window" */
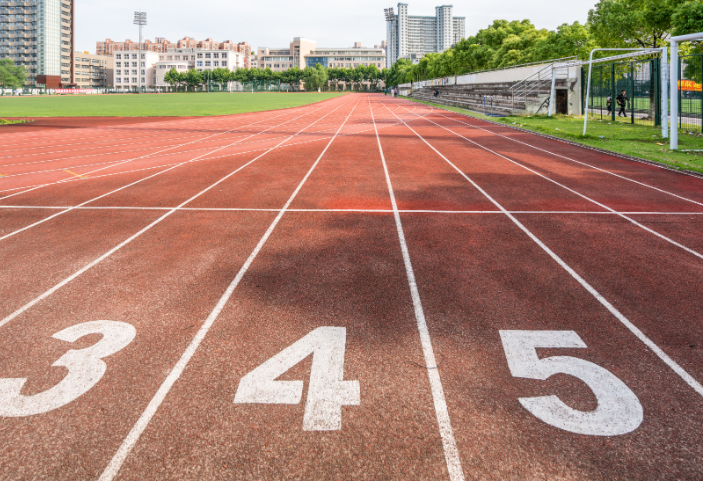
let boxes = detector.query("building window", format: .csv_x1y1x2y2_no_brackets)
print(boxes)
213,53,219,59
132,54,137,59
116,69,121,75
213,61,219,67
197,53,202,58
116,62,121,67
141,78,145,83
197,61,203,67
222,61,227,67
221,53,227,59
116,54,121,59
205,53,211,58
132,78,137,83
116,78,121,83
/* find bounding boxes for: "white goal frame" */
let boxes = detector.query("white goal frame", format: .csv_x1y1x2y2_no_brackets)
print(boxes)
671,32,703,150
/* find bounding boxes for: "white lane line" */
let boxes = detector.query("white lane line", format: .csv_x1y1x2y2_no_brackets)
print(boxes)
0,97,355,330
98,95,364,481
432,110,703,208
0,98,349,243
415,116,703,261
370,96,465,481
382,99,703,400
3,205,703,215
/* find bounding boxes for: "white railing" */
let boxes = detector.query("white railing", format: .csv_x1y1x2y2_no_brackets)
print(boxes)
510,64,554,108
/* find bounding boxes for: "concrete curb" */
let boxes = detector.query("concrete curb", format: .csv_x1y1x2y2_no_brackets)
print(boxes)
405,97,703,181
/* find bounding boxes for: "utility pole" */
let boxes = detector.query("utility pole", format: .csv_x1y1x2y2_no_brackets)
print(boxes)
133,11,147,93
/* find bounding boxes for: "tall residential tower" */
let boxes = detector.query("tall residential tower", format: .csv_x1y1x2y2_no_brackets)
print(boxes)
0,0,75,87
385,3,465,68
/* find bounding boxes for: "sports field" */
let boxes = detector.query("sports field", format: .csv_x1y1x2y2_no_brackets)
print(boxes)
1,94,703,480
0,92,345,117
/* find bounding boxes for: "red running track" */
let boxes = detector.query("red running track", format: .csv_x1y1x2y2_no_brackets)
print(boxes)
1,94,703,480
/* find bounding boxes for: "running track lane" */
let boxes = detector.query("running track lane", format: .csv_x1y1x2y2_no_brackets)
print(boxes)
2,94,703,479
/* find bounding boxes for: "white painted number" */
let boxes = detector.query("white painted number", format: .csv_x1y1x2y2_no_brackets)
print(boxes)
234,327,359,431
0,320,136,417
499,330,643,436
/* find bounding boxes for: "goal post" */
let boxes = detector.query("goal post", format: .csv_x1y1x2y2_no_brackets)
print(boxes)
671,32,703,150
582,48,668,138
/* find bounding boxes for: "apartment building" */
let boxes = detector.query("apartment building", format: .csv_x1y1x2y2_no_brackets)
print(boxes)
152,48,244,86
258,38,385,72
1,0,75,87
385,3,465,67
73,51,113,88
98,37,251,69
112,50,158,90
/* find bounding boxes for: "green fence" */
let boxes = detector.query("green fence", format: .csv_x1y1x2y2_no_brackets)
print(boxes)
678,53,703,132
582,55,662,127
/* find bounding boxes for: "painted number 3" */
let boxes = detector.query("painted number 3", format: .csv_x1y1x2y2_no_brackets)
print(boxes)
500,330,643,436
0,320,136,417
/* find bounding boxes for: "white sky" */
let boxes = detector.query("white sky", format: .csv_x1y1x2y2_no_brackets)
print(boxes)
76,0,599,54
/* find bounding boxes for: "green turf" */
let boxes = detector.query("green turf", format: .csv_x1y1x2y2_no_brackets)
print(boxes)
403,97,703,175
0,92,347,118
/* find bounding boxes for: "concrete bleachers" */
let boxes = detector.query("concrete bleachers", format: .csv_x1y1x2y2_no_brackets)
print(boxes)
407,80,571,116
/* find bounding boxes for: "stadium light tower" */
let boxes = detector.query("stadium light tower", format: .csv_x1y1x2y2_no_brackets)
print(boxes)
134,11,147,92
384,7,395,22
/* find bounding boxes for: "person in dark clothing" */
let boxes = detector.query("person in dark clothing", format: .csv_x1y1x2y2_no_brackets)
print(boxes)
616,90,629,117
433,89,439,98
606,95,612,114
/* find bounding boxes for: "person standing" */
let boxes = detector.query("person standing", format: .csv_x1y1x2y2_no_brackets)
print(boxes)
616,89,629,117
606,95,612,114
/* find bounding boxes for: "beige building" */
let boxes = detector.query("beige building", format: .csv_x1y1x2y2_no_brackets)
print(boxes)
257,37,316,71
73,52,114,88
98,37,252,69
258,38,386,72
153,48,245,86
113,51,159,90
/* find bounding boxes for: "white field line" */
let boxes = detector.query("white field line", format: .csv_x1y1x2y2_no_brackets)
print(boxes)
1,205,702,215
370,97,464,481
430,110,703,208
0,99,347,244
380,97,703,400
0,105,305,202
98,95,364,481
416,116,703,261
0,110,415,197
0,96,355,330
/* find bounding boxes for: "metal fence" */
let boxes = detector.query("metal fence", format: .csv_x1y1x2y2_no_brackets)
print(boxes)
678,53,703,132
582,55,662,127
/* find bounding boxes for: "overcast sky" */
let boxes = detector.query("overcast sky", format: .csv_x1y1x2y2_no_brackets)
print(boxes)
76,0,599,54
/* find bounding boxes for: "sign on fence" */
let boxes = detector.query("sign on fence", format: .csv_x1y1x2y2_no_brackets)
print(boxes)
679,80,702,92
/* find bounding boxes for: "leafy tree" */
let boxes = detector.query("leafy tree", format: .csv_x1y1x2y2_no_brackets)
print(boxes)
673,1,703,79
587,0,675,48
163,67,179,87
303,63,328,91
0,59,27,88
528,22,598,62
184,68,203,91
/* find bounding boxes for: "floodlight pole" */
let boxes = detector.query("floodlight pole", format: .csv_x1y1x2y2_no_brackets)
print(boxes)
670,32,703,150
133,12,147,93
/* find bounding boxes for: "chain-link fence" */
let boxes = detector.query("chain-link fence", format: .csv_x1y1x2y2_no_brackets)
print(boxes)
582,55,662,127
678,53,703,132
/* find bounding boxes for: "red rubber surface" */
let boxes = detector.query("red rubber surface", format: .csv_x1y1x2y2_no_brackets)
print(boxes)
1,94,703,480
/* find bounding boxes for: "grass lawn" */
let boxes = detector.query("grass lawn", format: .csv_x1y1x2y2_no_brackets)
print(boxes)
404,97,703,175
0,92,347,118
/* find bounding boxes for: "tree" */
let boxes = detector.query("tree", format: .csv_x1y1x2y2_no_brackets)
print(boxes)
303,63,328,91
528,22,599,62
184,68,203,91
587,0,675,49
673,1,703,79
0,59,27,89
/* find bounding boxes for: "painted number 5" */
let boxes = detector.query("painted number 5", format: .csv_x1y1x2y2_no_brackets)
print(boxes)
499,330,643,436
0,320,136,417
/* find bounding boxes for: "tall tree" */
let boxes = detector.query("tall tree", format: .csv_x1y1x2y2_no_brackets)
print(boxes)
0,59,27,88
588,0,675,48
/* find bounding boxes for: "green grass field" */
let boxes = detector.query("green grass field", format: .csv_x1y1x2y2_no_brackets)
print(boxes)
0,92,347,118
404,97,703,175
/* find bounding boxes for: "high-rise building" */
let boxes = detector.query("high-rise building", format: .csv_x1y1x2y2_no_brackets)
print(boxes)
74,51,113,88
385,3,465,68
1,0,75,87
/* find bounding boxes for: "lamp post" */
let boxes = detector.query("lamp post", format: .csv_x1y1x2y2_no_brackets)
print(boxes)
133,11,147,93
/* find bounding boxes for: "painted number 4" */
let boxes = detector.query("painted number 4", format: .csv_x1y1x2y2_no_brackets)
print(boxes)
500,330,643,436
234,327,360,431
